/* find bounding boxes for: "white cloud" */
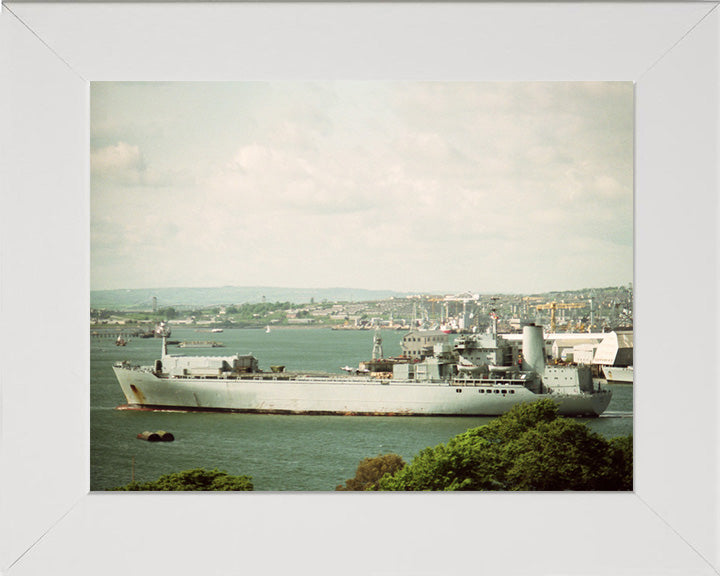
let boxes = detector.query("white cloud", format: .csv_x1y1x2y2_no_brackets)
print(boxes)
91,142,145,183
90,82,634,293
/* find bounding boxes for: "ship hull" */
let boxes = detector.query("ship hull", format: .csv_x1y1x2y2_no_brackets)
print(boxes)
602,366,633,384
113,367,612,417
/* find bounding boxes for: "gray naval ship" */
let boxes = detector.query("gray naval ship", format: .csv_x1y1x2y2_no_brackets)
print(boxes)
113,324,611,417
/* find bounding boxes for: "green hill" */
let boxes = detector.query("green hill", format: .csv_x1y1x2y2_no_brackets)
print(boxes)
90,286,408,310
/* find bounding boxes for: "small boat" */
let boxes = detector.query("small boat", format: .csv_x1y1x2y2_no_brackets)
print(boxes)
211,328,224,333
155,322,171,338
265,325,271,334
177,341,225,348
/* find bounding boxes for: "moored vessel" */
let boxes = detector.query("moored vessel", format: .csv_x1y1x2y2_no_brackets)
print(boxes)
593,329,633,384
177,341,224,348
113,324,611,417
602,365,633,383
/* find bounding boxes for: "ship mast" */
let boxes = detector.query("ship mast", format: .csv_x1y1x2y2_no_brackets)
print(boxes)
490,297,499,337
158,321,170,359
372,329,384,360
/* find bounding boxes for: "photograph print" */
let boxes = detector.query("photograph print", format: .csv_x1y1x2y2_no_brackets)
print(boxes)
90,82,633,492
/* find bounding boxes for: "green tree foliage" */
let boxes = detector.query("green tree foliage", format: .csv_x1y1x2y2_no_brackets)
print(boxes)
608,434,633,490
336,454,406,491
224,302,293,322
503,419,620,491
157,306,178,320
377,400,632,491
113,468,253,491
91,308,112,320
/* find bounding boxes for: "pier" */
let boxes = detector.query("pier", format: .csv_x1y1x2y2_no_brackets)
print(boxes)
91,329,150,339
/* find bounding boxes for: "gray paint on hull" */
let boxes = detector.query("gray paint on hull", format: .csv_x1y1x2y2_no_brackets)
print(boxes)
113,367,612,417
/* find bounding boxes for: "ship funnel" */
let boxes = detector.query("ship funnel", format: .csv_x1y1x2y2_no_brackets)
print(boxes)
522,325,545,374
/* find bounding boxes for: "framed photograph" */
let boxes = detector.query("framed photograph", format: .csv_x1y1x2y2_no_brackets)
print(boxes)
1,2,718,575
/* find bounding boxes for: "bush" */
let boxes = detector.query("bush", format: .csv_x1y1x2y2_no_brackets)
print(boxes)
113,468,254,491
377,400,632,491
336,454,406,491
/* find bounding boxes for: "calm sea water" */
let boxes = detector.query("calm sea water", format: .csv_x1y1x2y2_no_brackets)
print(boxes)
90,327,633,491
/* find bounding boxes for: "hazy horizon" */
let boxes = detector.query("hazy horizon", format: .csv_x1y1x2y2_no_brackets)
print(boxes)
91,82,633,294
91,282,629,296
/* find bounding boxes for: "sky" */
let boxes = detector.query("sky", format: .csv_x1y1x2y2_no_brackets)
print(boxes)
90,82,633,294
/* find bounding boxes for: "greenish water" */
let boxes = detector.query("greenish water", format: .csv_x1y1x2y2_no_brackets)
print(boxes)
90,328,633,491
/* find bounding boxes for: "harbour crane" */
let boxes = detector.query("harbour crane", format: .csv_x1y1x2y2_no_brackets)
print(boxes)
426,297,444,321
609,286,633,328
535,301,586,333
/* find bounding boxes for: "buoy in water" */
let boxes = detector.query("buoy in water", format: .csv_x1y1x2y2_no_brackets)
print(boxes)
137,430,174,442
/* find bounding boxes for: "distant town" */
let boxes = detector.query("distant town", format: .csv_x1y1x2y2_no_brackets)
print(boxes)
90,285,633,335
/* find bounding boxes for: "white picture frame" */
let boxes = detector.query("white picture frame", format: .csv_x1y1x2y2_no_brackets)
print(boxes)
1,2,718,574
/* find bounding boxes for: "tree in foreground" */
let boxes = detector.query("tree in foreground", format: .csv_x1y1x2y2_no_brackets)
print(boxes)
376,400,633,491
607,434,633,489
336,453,406,491
113,468,254,491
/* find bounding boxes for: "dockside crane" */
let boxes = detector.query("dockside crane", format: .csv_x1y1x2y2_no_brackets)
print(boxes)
535,301,586,333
